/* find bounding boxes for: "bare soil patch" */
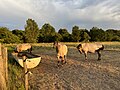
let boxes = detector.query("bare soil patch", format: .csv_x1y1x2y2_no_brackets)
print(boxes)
28,47,120,90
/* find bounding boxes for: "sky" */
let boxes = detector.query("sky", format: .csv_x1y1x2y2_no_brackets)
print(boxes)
0,0,120,32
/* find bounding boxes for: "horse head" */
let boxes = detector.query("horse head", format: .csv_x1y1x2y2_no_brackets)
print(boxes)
53,41,59,48
76,44,83,54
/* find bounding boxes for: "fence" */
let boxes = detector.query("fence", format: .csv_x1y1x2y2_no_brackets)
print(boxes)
0,43,8,90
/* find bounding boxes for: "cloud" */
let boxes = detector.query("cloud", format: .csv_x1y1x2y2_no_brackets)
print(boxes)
0,0,119,31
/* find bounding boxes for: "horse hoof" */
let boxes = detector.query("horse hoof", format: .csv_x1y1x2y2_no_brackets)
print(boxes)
57,63,61,67
57,63,60,66
97,59,101,61
62,61,66,65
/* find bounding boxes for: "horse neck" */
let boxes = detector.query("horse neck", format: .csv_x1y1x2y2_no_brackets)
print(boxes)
55,44,61,53
57,43,61,45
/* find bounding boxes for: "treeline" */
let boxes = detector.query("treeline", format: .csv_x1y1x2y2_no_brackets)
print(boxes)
0,18,120,43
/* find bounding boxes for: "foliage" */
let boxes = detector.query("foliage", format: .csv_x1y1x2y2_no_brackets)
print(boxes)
52,32,63,42
105,29,120,41
58,28,70,42
0,27,21,43
12,29,25,43
7,46,25,90
71,26,81,42
90,27,106,41
39,23,56,42
80,31,91,42
25,18,39,43
1,19,120,43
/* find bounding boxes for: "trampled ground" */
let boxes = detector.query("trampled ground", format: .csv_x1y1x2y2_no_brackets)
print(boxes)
28,47,120,90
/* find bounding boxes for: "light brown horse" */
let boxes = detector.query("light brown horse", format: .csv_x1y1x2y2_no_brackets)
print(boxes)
77,43,104,60
53,42,68,65
15,43,32,53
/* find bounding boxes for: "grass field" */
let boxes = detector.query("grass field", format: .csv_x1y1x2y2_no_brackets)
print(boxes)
6,42,120,90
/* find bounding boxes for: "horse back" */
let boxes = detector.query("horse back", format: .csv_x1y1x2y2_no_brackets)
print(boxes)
57,44,68,56
82,43,103,53
16,43,31,52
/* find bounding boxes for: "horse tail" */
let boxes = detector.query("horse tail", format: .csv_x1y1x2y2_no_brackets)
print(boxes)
99,45,104,51
101,45,104,50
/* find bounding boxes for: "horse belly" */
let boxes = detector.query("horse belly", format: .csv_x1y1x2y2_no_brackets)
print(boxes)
86,45,96,53
62,46,68,55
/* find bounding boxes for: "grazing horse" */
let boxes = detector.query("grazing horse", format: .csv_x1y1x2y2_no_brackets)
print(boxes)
53,42,68,65
77,43,104,60
15,43,32,53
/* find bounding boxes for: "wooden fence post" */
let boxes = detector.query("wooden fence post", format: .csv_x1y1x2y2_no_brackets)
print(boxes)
3,47,8,82
0,43,1,59
23,55,28,90
2,47,8,79
0,43,7,90
0,43,4,76
0,43,1,57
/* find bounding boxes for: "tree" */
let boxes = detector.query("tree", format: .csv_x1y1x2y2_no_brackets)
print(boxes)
80,31,91,42
105,29,120,41
52,33,63,42
12,29,25,42
71,26,81,42
58,28,70,42
90,27,105,41
104,32,113,41
25,18,39,43
39,23,56,42
112,36,120,41
0,27,21,43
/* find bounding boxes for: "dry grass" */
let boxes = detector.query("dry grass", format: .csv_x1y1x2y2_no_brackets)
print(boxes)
0,72,7,90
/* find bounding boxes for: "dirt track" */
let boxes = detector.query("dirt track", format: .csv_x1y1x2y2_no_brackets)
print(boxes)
29,47,120,90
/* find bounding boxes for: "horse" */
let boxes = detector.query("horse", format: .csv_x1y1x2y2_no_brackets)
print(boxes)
53,41,68,66
76,43,104,60
15,43,32,53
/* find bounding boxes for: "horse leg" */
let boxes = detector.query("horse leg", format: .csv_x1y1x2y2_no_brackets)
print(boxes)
84,52,87,60
27,49,30,53
97,51,101,60
64,55,66,64
61,55,66,64
57,56,61,66
28,49,31,53
61,57,64,65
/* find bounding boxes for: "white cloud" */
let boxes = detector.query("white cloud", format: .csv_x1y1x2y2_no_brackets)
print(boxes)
0,0,119,31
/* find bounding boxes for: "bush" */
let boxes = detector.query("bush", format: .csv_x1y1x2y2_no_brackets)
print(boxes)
0,27,21,43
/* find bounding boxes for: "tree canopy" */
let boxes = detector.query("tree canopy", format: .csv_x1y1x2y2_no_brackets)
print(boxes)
0,18,120,43
58,28,70,42
38,23,56,42
0,27,21,43
25,18,39,43
90,27,106,41
71,26,81,42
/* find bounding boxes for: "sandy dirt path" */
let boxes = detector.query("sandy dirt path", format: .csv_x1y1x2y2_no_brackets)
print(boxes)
29,48,120,90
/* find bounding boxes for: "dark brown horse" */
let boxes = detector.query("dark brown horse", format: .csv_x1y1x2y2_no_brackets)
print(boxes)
77,43,104,60
53,42,68,65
